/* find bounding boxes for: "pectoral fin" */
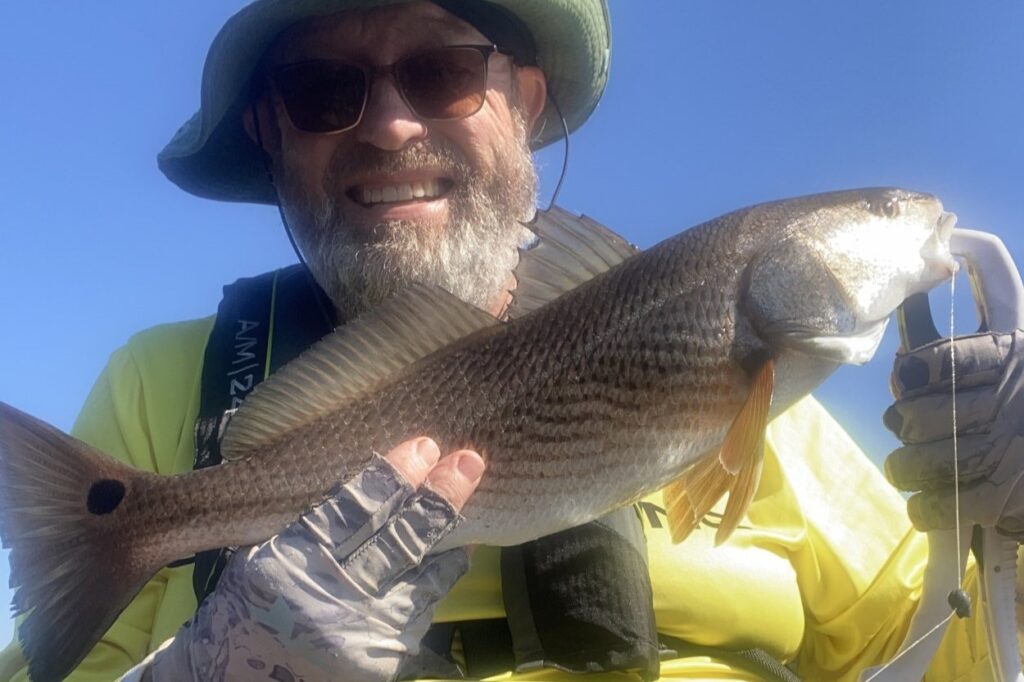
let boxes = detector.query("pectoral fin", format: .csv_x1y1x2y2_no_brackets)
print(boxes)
663,360,774,545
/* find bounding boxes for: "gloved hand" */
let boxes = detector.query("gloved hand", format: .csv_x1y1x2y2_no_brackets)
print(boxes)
884,330,1024,539
125,437,484,682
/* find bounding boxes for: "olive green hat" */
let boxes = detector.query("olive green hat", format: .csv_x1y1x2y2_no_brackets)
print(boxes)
158,0,611,204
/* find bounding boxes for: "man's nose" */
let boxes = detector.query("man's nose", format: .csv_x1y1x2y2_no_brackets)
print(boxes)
354,77,428,150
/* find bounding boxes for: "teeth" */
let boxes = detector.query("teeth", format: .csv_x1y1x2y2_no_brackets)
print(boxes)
359,180,443,205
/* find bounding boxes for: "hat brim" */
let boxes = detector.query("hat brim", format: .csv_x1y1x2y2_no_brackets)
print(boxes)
158,0,610,204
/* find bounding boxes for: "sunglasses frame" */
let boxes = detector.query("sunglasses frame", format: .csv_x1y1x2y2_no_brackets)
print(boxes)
268,44,513,135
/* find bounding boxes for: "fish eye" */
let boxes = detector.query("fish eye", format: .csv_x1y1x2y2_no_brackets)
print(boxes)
869,197,902,219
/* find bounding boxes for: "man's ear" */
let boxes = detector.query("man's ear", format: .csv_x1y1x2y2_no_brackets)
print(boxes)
242,98,278,152
242,104,260,145
515,66,547,136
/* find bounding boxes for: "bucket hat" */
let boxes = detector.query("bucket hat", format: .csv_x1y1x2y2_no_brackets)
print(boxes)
158,0,611,204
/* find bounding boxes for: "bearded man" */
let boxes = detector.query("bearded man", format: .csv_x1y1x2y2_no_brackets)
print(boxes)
4,1,1024,681
264,13,542,321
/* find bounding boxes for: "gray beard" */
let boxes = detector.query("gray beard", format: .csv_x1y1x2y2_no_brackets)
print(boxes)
277,117,537,321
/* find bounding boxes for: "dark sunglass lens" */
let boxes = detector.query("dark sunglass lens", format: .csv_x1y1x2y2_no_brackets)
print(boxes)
398,48,486,119
276,62,367,133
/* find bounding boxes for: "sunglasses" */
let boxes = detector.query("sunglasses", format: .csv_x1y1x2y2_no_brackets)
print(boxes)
268,44,511,134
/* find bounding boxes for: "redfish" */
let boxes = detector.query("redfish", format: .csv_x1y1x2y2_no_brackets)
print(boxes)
0,188,957,680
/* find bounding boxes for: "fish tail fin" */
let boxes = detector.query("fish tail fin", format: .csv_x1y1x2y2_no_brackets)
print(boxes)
0,401,166,681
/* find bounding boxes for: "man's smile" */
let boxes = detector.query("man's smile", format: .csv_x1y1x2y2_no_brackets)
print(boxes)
346,172,454,209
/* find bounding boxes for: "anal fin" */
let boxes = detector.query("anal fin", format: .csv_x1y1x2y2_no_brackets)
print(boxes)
663,359,774,545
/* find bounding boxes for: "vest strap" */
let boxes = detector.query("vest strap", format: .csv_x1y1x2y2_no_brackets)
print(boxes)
402,620,802,681
659,635,802,682
192,265,333,601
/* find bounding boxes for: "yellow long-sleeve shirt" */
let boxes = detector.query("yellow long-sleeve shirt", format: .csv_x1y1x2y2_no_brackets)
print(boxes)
0,318,993,680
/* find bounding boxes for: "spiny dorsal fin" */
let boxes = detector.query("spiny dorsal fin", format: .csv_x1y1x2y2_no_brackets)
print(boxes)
663,360,774,545
507,206,639,319
220,284,499,460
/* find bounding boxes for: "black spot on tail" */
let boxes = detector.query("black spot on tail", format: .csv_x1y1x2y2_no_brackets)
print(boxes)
87,479,126,515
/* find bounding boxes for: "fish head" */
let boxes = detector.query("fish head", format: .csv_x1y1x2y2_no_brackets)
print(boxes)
745,188,958,365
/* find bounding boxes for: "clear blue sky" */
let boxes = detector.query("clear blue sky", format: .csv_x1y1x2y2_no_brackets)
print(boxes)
2,0,1023,651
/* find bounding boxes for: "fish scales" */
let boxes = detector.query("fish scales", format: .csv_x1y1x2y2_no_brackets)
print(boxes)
0,188,959,680
127,203,785,555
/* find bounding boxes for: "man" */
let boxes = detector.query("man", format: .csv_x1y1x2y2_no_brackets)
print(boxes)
2,1,1024,680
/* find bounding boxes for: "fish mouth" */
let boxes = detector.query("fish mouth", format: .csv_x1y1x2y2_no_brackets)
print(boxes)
938,211,957,245
924,211,960,280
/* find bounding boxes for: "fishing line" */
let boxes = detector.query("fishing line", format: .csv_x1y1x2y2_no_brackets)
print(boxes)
862,613,956,682
950,274,964,585
861,272,964,681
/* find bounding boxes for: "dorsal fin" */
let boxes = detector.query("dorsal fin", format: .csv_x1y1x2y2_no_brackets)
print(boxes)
507,206,639,319
220,284,499,460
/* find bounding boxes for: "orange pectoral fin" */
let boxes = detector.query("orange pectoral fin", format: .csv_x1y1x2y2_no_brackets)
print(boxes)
662,359,774,545
663,454,729,544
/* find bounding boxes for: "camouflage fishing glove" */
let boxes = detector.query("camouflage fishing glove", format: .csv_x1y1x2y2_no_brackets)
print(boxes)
123,438,482,682
884,330,1024,539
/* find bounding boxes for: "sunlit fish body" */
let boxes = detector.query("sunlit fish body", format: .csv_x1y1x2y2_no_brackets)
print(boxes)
0,188,957,680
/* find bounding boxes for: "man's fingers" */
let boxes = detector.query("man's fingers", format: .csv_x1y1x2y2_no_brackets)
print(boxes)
884,388,1000,444
906,480,1010,531
298,438,441,559
338,488,462,595
382,548,472,624
338,449,485,595
383,436,442,489
885,435,995,491
423,449,486,512
294,455,413,556
890,332,1007,399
